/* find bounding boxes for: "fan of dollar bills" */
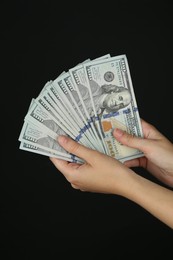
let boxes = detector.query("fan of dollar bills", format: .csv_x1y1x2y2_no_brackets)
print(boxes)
18,54,144,163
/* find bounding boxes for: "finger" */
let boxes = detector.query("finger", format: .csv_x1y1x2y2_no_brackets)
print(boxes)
113,128,149,152
140,118,164,139
50,157,69,172
71,184,86,192
71,183,80,189
57,135,95,162
124,156,147,168
49,157,80,177
124,158,141,168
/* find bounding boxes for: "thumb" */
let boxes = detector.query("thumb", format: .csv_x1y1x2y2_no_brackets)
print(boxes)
58,135,95,162
113,128,148,152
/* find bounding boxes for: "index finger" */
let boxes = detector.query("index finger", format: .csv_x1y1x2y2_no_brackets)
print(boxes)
58,135,96,163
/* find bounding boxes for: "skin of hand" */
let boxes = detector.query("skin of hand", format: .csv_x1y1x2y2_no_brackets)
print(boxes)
50,119,173,228
50,135,135,195
114,119,173,188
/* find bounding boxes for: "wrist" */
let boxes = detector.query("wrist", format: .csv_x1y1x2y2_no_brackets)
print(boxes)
111,168,139,198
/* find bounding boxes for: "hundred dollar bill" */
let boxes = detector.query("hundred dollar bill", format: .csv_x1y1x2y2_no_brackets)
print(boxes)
25,99,72,140
68,54,111,153
44,81,82,134
44,80,98,150
19,121,83,162
24,99,91,158
83,54,144,162
19,142,81,162
27,98,91,148
35,87,94,148
62,71,104,152
53,72,100,151
69,62,110,154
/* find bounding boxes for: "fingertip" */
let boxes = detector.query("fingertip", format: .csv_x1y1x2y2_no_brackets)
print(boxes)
57,135,69,145
113,128,124,138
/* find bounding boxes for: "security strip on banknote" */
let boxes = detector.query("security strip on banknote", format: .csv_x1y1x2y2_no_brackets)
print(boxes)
18,54,144,163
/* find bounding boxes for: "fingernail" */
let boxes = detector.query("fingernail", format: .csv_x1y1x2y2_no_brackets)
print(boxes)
113,128,124,137
58,135,68,145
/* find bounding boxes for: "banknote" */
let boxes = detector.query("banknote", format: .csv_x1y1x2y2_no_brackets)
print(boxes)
83,54,143,161
19,142,82,162
19,121,83,163
62,71,104,152
19,54,144,163
35,88,93,148
69,62,108,154
53,72,101,151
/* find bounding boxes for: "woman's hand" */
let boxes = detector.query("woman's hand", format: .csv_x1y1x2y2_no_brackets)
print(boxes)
49,122,173,228
114,119,173,188
50,135,134,195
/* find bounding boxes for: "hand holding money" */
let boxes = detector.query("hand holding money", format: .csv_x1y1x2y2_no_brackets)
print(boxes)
18,54,144,163
50,133,135,193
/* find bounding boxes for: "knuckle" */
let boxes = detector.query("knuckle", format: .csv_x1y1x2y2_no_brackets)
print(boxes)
69,142,80,155
68,174,78,184
71,183,79,190
124,132,133,145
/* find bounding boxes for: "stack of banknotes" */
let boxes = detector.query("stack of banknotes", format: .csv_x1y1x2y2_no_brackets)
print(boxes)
18,54,144,163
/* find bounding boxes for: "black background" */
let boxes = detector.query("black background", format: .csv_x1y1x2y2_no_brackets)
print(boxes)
1,0,173,258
